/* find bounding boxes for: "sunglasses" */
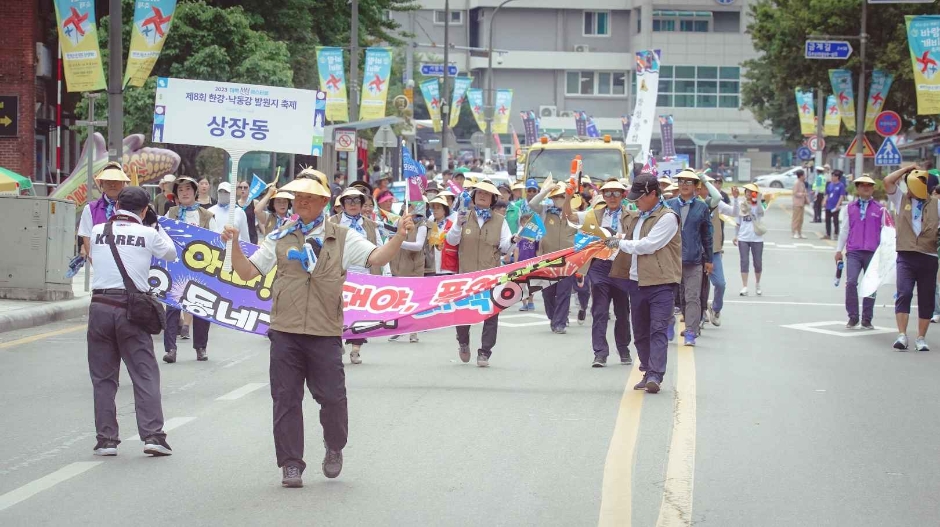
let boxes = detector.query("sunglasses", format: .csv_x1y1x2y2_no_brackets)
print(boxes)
237,185,249,189
678,180,696,186
602,190,623,198
341,197,361,205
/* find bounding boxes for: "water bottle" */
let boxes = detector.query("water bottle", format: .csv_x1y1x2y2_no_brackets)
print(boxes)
834,260,844,287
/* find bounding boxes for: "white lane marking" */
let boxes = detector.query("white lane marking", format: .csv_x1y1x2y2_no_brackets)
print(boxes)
775,244,796,248
216,383,268,401
726,300,893,308
0,462,101,512
126,416,196,443
781,321,896,337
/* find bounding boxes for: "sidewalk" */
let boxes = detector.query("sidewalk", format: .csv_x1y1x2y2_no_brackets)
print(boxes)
0,273,92,333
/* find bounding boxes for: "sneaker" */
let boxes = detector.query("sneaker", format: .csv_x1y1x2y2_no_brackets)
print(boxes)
196,348,208,361
916,337,930,352
861,320,874,330
592,354,607,368
180,324,190,340
799,234,807,239
162,350,177,364
755,286,762,296
143,437,172,457
739,287,748,296
409,333,419,343
699,319,706,330
821,235,831,240
93,440,118,457
633,373,649,390
349,346,362,365
684,333,696,347
667,320,675,342
620,354,633,366
282,465,303,488
518,302,531,312
322,449,343,479
645,378,661,394
846,317,859,329
552,326,567,334
476,352,490,368
527,301,536,311
388,335,402,342
577,309,586,325
458,344,471,363
792,234,798,239
932,315,940,323
893,334,909,351
707,308,721,327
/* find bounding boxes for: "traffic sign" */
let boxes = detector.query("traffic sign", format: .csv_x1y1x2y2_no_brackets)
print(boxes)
807,135,825,151
846,136,876,158
875,111,902,137
0,96,19,137
373,124,398,148
393,95,409,111
470,132,485,149
419,63,458,77
334,129,356,152
796,146,813,160
804,40,853,60
875,137,902,166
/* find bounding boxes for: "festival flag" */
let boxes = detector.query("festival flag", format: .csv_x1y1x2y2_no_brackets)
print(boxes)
626,50,662,163
621,116,630,141
586,117,600,138
467,89,486,132
244,174,268,206
518,213,546,242
511,125,522,155
316,47,349,122
659,115,676,157
864,70,894,131
54,0,106,92
829,69,856,131
493,133,504,155
824,95,841,137
449,77,472,128
574,111,588,137
493,90,513,133
906,16,940,115
124,0,177,87
521,111,540,145
402,142,427,203
795,88,816,136
360,48,392,120
420,79,442,132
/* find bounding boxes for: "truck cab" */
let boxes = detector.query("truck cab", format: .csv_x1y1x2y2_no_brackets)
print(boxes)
520,136,635,186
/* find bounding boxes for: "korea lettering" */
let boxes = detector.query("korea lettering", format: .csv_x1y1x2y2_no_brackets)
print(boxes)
906,16,940,115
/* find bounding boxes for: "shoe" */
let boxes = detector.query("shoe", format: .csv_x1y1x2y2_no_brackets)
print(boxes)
916,337,930,352
196,348,208,361
792,234,798,239
180,324,190,340
634,373,649,390
162,350,177,364
861,320,874,330
409,333,419,343
893,334,909,351
476,351,490,368
821,235,831,240
846,317,859,329
322,449,343,479
592,354,607,368
527,301,536,310
755,286,762,296
282,465,303,488
645,378,661,394
518,302,530,312
684,333,696,347
552,326,567,334
620,354,633,366
799,234,807,239
349,345,362,365
699,319,706,330
667,320,675,342
739,287,748,296
708,308,721,327
932,315,940,323
93,440,118,456
458,344,471,363
388,335,402,342
143,437,172,456
577,309,586,325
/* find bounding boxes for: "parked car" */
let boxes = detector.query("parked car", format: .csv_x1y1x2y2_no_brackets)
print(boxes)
753,167,804,189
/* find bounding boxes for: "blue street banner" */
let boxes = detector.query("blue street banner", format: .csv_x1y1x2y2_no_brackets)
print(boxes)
864,70,894,132
449,77,472,128
361,48,393,120
54,0,106,92
659,115,676,157
906,16,940,115
521,111,539,146
795,88,816,136
420,78,442,132
828,69,856,131
316,47,349,122
574,111,588,137
124,0,178,87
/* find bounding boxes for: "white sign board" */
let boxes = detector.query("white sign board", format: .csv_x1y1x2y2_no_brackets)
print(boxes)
657,160,685,179
153,77,327,156
334,129,356,152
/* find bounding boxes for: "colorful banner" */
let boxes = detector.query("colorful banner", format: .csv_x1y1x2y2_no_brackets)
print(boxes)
402,144,427,202
864,70,894,131
449,77,472,128
316,47,349,122
467,89,486,132
574,111,588,137
360,47,392,120
521,111,539,146
795,88,816,136
659,115,676,157
511,125,522,155
906,16,940,115
244,174,268,207
829,69,856,131
124,0,177,87
824,95,841,137
626,50,661,164
54,0,106,92
420,78,442,133
493,90,513,134
621,116,630,140
149,217,612,338
586,117,600,138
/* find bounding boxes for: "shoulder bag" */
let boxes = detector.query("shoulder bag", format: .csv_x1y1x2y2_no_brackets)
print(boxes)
104,222,167,335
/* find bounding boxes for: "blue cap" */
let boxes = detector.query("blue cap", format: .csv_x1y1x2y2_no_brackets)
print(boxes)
526,178,538,190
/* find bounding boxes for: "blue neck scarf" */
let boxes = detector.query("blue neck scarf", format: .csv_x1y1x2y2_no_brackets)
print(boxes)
678,196,694,207
547,205,562,217
640,198,666,220
858,198,870,216
913,199,925,222
177,203,200,221
299,214,325,236
475,207,492,222
343,212,366,236
605,207,622,234
103,195,116,220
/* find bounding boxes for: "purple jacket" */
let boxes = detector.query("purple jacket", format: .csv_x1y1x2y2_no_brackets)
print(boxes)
89,195,116,225
846,199,883,253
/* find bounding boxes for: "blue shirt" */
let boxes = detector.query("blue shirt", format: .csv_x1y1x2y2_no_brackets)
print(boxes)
825,181,847,211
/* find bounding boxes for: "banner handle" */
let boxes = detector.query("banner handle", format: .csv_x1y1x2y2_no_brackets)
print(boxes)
223,149,247,274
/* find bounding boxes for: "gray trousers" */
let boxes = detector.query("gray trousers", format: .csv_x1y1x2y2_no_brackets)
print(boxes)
682,263,704,333
87,300,166,444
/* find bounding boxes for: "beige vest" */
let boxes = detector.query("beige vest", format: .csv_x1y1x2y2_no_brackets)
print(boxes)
269,221,349,336
458,210,505,273
537,210,575,255
330,213,383,275
166,205,213,229
390,221,425,277
711,207,723,254
610,206,682,286
896,194,940,255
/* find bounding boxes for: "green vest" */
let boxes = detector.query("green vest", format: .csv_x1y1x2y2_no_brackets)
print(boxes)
813,174,826,193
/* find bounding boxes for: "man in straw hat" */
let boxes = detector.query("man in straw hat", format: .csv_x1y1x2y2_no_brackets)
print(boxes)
223,177,415,488
834,175,885,331
884,166,940,351
78,161,131,260
527,179,578,333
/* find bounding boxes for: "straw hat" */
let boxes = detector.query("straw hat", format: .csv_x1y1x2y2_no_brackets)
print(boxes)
853,176,876,185
281,178,331,197
599,180,628,192
472,180,500,196
742,183,760,194
548,184,566,198
296,168,330,189
907,170,929,200
675,170,700,181
95,162,131,182
339,186,366,204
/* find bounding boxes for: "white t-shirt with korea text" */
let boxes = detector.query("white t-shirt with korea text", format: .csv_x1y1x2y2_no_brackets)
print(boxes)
89,210,178,291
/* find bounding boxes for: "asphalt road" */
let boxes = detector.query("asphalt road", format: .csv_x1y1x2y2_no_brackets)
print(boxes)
2,200,939,526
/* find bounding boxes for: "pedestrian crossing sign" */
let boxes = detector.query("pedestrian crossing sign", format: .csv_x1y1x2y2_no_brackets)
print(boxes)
846,135,875,158
874,137,902,167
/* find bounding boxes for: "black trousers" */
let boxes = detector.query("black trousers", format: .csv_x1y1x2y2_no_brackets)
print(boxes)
825,209,840,237
164,306,209,352
269,330,348,472
456,315,499,357
813,193,824,222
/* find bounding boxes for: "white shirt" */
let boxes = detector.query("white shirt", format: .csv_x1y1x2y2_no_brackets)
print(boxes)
89,210,178,291
249,219,378,276
617,212,680,281
887,189,940,238
208,203,250,242
78,204,95,238
445,212,513,255
736,202,764,243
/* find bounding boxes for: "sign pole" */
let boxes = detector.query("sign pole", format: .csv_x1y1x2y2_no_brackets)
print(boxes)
76,93,106,293
815,88,825,167
107,0,123,161
348,0,360,183
853,1,868,180
222,149,246,274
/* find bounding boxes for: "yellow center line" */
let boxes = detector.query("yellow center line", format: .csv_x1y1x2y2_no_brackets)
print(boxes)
0,324,87,350
598,365,646,527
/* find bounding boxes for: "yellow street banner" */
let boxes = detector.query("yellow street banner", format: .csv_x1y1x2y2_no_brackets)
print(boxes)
54,0,106,92
493,89,513,134
124,0,178,87
906,16,940,115
360,48,392,120
824,95,841,137
795,89,815,136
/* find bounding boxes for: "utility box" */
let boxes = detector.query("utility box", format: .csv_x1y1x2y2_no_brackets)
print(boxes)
0,196,76,301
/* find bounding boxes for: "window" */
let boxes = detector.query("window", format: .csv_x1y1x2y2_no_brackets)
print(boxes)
583,11,610,36
652,10,712,32
566,71,628,96
433,10,463,25
656,66,740,108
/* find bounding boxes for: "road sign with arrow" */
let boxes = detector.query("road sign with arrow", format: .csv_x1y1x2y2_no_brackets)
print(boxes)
0,96,18,137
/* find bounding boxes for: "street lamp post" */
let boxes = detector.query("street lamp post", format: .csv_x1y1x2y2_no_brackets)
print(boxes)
484,0,517,162
441,0,451,172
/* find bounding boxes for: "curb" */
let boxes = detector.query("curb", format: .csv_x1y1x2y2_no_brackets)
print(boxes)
0,297,90,334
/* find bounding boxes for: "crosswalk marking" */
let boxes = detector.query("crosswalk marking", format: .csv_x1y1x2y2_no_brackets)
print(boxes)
0,462,101,512
216,383,268,401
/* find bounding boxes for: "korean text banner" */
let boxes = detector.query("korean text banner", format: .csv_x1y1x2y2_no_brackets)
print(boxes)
824,95,841,137
626,50,661,164
521,111,539,146
574,111,588,137
829,69,856,131
54,0,106,92
493,90,513,134
906,16,940,115
864,70,893,131
659,115,676,157
795,89,816,136
621,116,630,141
360,48,392,120
420,79,442,133
153,77,327,156
450,77,472,128
150,217,612,338
124,0,177,88
467,89,486,132
316,47,349,122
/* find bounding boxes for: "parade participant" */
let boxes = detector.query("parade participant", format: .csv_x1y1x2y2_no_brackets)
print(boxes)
332,196,343,216
373,174,390,201
87,185,177,456
612,174,680,393
208,182,250,242
428,196,457,275
791,169,808,239
703,182,738,327
154,174,176,215
884,167,940,351
222,177,414,488
362,193,377,222
823,169,847,240
330,187,385,363
438,190,458,220
453,170,466,190
78,162,130,260
425,180,442,200
529,183,577,333
500,183,521,233
658,177,673,196
163,176,217,363
196,177,215,208
666,171,713,346
236,179,259,244
256,189,295,237
389,200,429,343
812,166,827,223
514,185,538,310
835,175,883,330
735,183,765,296
565,179,634,367
446,180,513,366
376,190,395,214
511,182,525,202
